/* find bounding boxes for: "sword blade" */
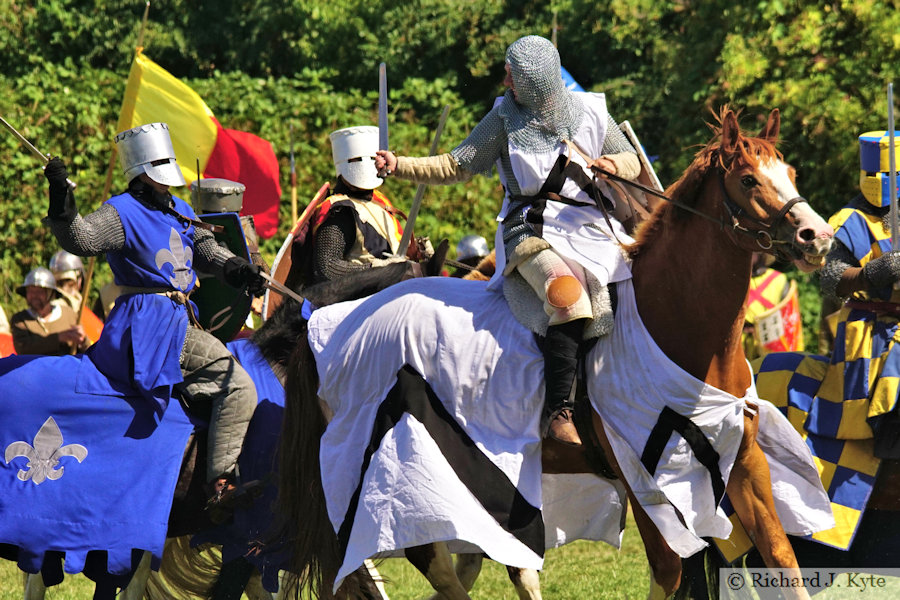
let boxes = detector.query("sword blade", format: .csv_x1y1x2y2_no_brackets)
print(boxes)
260,271,305,304
0,115,50,163
378,62,389,151
0,115,77,189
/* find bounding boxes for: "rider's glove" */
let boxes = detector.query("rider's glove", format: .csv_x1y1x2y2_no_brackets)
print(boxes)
370,255,408,268
863,251,900,290
223,257,266,297
44,157,77,221
416,236,435,260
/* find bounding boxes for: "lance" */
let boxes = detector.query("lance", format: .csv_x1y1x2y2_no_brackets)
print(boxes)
396,105,450,258
889,83,898,251
290,123,298,224
80,1,152,324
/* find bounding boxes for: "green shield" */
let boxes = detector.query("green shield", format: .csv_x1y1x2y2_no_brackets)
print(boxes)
192,212,253,342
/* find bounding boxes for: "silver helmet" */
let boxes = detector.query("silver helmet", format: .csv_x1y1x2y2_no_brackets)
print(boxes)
456,235,490,262
16,267,59,298
49,250,84,282
330,126,383,190
190,178,246,214
500,35,584,153
114,122,186,187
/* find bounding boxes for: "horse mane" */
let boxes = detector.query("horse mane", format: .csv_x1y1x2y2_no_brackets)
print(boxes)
627,106,782,258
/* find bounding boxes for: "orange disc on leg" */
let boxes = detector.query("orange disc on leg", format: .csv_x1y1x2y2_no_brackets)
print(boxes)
546,275,583,309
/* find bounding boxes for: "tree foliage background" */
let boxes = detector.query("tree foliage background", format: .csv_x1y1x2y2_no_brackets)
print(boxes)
1,0,898,346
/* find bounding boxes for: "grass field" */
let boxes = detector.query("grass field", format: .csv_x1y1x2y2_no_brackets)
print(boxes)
0,511,649,599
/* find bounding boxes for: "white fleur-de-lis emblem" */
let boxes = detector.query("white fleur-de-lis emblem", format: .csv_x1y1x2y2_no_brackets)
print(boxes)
4,417,88,484
155,227,194,290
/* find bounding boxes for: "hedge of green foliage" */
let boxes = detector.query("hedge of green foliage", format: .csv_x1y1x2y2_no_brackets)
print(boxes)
2,1,898,352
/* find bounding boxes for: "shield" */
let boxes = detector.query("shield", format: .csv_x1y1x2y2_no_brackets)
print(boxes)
192,212,253,342
262,182,330,320
753,279,803,354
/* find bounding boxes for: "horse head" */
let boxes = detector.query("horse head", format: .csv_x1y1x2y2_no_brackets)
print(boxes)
716,107,833,272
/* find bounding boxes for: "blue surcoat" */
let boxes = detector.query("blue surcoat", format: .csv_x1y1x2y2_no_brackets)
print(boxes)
86,192,199,415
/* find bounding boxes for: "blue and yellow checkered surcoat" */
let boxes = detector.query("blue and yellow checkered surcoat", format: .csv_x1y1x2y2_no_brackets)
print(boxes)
822,196,900,438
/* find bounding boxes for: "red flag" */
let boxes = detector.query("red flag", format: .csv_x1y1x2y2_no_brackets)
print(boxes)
118,50,282,238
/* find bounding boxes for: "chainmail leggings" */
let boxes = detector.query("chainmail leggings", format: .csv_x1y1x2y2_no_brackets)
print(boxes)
175,326,257,483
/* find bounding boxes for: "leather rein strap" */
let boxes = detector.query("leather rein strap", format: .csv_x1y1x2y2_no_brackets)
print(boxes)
562,139,805,255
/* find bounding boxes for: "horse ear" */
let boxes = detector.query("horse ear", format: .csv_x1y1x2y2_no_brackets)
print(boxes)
721,110,740,155
759,109,781,142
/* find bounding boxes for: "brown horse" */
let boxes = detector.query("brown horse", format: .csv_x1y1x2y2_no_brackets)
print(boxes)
276,107,835,600
610,106,833,599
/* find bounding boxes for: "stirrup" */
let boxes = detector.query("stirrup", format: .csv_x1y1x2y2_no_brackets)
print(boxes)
546,407,582,447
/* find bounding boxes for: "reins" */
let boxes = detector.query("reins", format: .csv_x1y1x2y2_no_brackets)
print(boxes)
563,139,805,257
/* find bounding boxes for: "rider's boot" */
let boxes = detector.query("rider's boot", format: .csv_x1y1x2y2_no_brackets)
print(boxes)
542,318,587,447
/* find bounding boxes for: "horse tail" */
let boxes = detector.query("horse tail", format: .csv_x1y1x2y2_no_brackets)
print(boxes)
276,321,344,598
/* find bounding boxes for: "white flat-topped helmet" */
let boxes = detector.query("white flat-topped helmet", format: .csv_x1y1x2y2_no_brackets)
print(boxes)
115,122,186,187
330,126,383,190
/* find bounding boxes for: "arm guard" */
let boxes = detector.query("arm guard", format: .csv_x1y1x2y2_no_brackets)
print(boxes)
394,153,474,186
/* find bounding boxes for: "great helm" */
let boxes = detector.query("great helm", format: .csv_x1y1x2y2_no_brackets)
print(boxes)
456,234,490,262
190,178,246,214
49,250,85,282
330,126,383,190
859,130,900,207
16,267,59,298
114,122,186,187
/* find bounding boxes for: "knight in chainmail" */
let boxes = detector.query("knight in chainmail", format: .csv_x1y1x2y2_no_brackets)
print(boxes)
307,126,415,284
42,123,266,518
819,130,900,459
375,35,641,446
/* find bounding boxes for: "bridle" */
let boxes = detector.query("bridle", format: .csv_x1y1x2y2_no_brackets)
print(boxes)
591,162,807,262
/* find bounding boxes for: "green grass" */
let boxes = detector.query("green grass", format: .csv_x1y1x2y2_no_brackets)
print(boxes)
0,511,649,599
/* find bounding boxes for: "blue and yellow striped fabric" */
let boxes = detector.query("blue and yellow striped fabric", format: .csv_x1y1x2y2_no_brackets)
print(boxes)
713,352,881,561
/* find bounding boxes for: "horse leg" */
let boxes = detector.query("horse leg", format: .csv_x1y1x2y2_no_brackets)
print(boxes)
407,542,471,600
119,551,152,600
452,554,483,591
23,573,46,600
726,411,810,600
506,566,542,600
591,411,682,599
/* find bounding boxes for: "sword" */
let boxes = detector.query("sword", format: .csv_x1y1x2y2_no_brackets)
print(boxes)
396,105,450,258
260,271,306,304
377,62,389,176
0,115,76,189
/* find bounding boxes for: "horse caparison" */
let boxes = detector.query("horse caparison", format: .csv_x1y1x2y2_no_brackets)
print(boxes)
276,107,834,600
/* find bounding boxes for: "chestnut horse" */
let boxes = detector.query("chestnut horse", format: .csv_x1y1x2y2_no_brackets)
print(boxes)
276,107,835,600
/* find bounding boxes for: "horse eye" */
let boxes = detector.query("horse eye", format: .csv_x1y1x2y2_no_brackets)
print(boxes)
740,176,757,188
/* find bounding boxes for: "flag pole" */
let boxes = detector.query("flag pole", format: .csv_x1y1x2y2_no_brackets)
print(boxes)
889,83,898,252
78,1,151,324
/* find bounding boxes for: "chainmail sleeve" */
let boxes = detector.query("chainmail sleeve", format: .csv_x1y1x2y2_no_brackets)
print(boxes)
45,203,126,255
820,240,858,301
450,105,507,177
311,209,372,283
602,115,636,155
193,226,237,278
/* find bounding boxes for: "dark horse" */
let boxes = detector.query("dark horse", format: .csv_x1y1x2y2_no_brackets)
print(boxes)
275,107,836,600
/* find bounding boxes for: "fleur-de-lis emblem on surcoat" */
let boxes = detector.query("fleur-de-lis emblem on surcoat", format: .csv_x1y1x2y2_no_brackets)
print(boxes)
4,417,88,484
155,227,194,290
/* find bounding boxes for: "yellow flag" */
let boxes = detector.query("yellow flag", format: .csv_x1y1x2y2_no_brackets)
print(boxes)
117,49,218,183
